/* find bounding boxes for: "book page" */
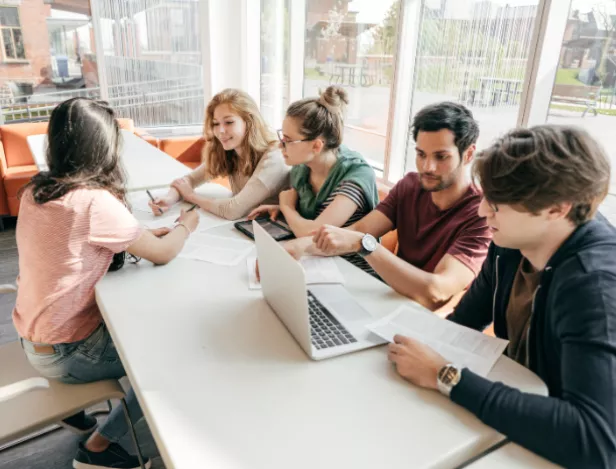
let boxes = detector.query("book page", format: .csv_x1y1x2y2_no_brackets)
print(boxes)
367,305,509,377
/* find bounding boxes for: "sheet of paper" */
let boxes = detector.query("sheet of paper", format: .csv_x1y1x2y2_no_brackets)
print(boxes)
194,211,232,232
367,305,509,377
129,189,170,213
179,233,254,266
136,204,230,232
141,213,179,230
246,255,344,290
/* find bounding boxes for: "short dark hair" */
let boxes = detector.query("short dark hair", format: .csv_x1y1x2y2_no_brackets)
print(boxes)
411,102,480,156
474,125,611,226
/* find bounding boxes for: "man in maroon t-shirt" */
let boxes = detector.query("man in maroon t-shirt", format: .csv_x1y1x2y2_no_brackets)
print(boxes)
290,102,492,311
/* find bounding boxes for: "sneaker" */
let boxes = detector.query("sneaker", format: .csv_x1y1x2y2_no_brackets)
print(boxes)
60,411,98,435
73,442,151,469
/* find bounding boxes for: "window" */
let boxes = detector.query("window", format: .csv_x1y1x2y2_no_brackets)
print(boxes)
303,0,402,169
95,0,204,130
0,6,25,60
0,5,100,124
260,0,291,127
405,0,541,173
545,0,616,193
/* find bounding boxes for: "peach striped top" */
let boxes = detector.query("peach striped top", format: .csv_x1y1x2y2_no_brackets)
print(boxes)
13,188,143,344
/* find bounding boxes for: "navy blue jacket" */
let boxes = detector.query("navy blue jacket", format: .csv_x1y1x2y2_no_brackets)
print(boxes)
448,215,616,468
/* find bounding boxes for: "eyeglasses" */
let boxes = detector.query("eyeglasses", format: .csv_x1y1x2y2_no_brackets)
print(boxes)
277,129,311,148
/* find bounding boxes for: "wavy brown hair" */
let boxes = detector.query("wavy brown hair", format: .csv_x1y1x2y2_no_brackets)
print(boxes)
22,98,126,204
202,89,277,178
474,125,611,226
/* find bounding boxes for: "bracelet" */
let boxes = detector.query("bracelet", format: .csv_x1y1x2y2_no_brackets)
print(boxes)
175,222,191,238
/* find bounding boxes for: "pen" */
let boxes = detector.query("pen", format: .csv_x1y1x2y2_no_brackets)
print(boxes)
175,204,198,222
146,190,163,215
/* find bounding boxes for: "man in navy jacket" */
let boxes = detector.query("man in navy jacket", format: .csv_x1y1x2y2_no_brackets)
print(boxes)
388,125,616,468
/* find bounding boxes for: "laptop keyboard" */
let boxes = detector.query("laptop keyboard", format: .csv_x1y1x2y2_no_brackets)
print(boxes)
307,290,358,350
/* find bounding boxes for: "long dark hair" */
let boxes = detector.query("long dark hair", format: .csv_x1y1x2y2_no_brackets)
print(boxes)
23,97,126,204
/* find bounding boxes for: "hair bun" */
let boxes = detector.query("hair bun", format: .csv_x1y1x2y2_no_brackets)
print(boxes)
318,86,349,115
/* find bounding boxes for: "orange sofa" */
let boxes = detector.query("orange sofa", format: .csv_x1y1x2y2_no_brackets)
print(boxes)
0,119,157,217
158,136,230,189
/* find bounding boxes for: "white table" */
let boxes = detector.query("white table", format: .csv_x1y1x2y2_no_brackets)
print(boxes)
468,443,562,468
95,204,547,469
26,130,190,192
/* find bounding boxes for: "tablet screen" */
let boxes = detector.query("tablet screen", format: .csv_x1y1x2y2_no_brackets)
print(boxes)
236,219,293,240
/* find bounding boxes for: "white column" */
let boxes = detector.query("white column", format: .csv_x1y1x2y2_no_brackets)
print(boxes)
384,0,423,183
517,0,572,127
288,0,307,104
201,0,262,104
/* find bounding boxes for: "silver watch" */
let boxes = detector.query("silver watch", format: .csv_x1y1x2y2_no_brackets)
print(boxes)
358,234,378,258
437,364,462,397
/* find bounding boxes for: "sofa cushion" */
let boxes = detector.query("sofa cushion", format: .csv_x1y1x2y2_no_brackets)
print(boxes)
0,122,48,168
4,165,38,196
159,137,204,165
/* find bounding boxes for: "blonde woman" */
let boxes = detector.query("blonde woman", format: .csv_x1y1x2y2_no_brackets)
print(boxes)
150,88,289,220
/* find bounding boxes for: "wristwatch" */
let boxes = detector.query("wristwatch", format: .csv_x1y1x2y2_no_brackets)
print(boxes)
437,364,463,397
358,234,378,258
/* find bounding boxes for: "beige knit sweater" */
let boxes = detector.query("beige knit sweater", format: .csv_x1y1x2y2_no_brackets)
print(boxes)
187,149,289,220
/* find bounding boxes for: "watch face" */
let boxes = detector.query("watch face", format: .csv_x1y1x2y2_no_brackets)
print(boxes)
439,365,461,385
362,234,378,251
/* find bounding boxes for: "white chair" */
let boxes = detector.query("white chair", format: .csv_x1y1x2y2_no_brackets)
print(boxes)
0,284,146,468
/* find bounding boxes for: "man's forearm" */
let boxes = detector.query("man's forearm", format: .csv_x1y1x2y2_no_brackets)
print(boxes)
365,246,445,310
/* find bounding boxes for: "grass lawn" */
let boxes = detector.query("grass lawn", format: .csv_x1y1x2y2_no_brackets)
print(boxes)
555,68,584,86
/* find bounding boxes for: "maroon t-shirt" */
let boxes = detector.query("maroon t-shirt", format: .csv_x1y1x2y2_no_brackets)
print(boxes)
376,172,491,276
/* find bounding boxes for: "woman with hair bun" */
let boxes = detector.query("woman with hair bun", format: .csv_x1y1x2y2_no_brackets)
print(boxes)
249,85,378,237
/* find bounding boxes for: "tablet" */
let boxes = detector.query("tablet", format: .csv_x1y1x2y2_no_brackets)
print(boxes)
234,217,295,241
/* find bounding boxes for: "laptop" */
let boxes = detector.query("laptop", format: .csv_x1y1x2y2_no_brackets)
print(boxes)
253,221,386,360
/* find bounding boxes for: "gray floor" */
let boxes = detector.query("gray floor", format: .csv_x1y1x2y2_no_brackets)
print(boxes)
1,198,615,468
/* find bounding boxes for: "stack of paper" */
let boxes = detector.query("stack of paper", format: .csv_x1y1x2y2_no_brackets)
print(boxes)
179,233,253,266
246,256,344,290
367,305,509,377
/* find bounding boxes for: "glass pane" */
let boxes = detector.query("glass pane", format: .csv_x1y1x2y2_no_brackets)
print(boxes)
96,0,204,131
0,3,101,124
12,28,24,59
303,0,401,167
2,29,14,59
260,0,291,127
0,7,20,27
546,0,616,194
406,0,540,173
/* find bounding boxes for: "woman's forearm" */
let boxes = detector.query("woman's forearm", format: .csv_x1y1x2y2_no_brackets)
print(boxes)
280,205,321,237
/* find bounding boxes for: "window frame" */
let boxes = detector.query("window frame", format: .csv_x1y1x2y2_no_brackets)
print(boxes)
0,5,25,61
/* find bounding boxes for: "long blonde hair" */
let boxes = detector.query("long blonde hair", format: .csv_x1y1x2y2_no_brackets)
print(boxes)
202,89,277,178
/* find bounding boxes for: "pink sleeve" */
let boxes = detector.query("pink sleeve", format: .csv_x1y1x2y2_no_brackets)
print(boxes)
88,191,144,253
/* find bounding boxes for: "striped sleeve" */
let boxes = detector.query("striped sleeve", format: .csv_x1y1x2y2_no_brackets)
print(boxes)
330,181,367,211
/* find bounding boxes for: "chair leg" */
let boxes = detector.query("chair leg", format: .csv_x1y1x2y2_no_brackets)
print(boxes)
107,400,113,413
120,398,146,469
